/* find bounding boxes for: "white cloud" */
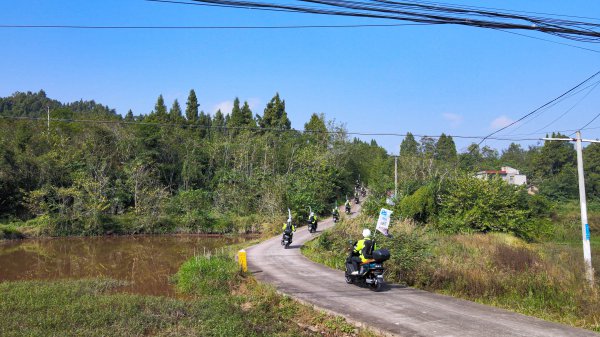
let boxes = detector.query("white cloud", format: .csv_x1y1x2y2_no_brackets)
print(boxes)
490,115,514,129
442,112,463,128
212,98,261,115
213,101,233,115
247,97,262,111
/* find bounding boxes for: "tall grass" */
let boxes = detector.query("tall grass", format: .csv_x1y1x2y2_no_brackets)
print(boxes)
302,214,600,332
0,255,377,336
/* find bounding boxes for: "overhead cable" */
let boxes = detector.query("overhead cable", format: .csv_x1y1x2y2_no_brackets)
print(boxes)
0,115,541,141
478,69,600,145
150,0,600,43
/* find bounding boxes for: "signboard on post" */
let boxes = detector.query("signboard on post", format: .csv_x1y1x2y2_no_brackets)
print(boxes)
376,208,393,236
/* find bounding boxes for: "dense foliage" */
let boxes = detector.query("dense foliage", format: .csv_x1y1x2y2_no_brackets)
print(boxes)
1,90,596,239
0,90,387,236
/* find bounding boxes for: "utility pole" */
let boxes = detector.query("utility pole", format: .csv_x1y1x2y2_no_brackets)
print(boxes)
47,106,50,132
394,156,398,198
543,131,596,286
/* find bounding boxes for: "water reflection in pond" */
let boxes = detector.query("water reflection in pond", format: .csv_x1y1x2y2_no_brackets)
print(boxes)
0,235,248,296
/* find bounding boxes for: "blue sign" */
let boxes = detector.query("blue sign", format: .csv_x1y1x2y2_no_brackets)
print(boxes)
585,224,591,240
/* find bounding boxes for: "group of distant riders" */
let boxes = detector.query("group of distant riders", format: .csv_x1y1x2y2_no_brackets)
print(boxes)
279,179,390,291
282,179,365,247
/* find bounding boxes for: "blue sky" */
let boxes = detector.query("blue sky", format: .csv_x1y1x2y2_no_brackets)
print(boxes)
1,0,600,154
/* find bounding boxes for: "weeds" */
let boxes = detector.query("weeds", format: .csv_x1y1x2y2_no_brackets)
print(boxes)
302,214,600,332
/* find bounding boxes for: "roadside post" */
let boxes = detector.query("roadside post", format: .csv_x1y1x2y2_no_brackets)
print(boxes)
543,131,596,286
238,249,247,273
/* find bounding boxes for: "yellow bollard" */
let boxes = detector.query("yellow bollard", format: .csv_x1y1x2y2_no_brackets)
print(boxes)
238,249,247,272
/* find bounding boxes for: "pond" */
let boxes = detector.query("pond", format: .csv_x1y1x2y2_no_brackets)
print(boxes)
0,235,249,296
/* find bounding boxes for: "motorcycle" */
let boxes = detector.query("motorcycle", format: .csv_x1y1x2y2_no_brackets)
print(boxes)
333,212,339,223
361,188,366,197
281,230,293,249
307,218,318,233
354,195,360,204
281,209,294,249
345,204,351,214
345,246,390,292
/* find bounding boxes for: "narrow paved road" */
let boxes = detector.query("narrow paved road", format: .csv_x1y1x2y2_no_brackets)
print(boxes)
246,203,597,337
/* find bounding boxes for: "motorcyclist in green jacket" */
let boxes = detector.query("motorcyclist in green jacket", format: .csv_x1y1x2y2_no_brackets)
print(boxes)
350,228,377,275
282,220,296,233
332,207,339,218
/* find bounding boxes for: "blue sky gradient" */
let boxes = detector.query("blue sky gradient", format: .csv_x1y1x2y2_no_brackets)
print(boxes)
2,0,600,153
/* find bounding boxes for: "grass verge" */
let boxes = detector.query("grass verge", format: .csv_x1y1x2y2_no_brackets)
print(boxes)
0,253,376,336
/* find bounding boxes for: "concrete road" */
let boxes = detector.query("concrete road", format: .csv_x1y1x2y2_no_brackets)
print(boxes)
246,203,597,336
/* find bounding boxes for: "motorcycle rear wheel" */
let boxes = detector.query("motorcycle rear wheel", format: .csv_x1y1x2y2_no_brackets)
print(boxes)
369,279,383,292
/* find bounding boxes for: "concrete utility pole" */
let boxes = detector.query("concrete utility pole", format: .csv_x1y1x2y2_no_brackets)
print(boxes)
394,156,398,198
543,131,596,286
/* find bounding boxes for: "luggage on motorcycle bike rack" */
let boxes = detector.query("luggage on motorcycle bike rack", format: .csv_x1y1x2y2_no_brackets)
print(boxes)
372,249,390,263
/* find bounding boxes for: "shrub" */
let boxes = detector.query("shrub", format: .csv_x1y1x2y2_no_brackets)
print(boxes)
397,184,436,223
174,254,242,296
436,175,547,240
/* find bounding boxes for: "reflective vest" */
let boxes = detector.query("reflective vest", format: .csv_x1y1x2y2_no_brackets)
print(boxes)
354,238,376,262
282,223,296,232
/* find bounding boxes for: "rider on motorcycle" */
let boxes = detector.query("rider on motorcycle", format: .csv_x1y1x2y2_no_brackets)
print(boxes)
282,219,296,236
308,212,317,224
345,199,351,213
349,228,377,275
308,212,318,230
332,207,339,218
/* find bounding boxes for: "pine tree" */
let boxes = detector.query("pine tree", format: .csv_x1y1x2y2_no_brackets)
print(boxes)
213,109,225,128
241,101,255,127
259,93,291,130
153,94,167,122
228,98,242,128
125,109,134,122
169,99,183,122
400,132,419,157
435,133,457,162
185,89,199,123
198,111,212,137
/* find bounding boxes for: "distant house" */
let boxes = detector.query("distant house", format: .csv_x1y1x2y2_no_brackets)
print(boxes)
475,166,527,186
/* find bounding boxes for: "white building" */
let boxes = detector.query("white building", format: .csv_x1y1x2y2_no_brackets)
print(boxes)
475,166,527,186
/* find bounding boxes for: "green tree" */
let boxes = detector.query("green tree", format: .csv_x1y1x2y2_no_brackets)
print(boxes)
400,132,419,158
169,99,183,123
435,133,457,162
150,94,168,122
304,113,328,147
258,93,291,130
584,143,600,199
185,89,199,123
125,110,134,122
419,136,436,157
501,143,526,169
213,109,225,129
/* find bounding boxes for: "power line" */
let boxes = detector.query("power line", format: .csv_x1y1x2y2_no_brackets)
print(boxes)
575,111,600,135
478,69,600,145
158,0,600,43
531,80,600,134
396,0,600,22
0,23,431,30
492,28,600,54
500,78,600,136
0,115,541,141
